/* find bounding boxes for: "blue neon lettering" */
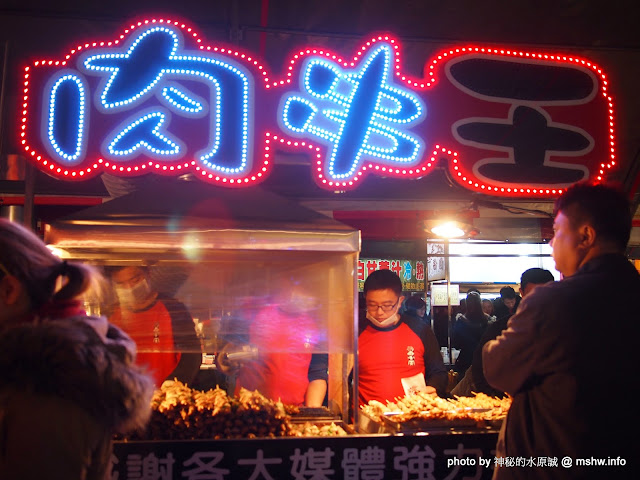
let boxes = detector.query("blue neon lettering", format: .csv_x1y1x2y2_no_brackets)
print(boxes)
161,85,204,114
45,73,87,164
279,43,426,181
30,22,608,192
82,26,252,175
107,111,180,157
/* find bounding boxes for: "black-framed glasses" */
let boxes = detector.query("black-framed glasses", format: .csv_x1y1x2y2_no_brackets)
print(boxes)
366,298,400,313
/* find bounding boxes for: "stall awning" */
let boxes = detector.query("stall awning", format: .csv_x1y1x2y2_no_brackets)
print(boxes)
45,177,360,256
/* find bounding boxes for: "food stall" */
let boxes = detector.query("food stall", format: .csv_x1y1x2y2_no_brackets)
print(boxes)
45,177,503,479
21,13,618,478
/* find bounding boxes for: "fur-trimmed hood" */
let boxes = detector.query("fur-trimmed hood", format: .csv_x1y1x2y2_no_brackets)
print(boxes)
0,315,153,434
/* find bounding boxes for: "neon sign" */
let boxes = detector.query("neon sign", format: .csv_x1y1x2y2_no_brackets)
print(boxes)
278,43,426,180
21,17,616,196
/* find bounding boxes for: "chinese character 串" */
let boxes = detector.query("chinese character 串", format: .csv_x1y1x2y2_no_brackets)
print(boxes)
449,57,595,186
279,41,425,184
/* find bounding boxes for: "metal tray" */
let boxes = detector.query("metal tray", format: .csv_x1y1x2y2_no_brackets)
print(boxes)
357,411,388,434
290,406,340,423
381,413,478,433
357,409,505,434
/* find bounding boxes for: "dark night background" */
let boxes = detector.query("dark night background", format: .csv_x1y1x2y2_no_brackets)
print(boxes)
1,1,639,249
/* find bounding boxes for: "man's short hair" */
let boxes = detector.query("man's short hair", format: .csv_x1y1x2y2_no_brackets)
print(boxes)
554,182,631,251
520,268,554,291
499,286,517,299
364,269,403,296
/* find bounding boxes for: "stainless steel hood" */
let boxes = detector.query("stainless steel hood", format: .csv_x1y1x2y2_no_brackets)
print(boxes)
45,178,361,259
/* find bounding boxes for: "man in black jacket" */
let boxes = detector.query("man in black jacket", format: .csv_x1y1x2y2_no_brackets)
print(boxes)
483,183,639,479
492,286,520,324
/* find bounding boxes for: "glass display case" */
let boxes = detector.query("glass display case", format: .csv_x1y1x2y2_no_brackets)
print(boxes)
44,180,501,478
44,178,359,421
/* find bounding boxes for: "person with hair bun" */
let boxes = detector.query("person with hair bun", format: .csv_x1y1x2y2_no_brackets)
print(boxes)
451,291,490,375
0,219,154,480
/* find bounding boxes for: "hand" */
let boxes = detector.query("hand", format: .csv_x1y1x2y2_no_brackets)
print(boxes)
215,343,241,375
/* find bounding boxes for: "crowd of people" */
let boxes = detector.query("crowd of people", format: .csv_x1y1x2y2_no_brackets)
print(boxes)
1,182,638,479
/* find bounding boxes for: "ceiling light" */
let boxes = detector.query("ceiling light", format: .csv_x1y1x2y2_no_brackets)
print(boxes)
422,219,479,239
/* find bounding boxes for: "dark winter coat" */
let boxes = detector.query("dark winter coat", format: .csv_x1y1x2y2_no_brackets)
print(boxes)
483,254,640,479
451,313,490,374
0,315,154,480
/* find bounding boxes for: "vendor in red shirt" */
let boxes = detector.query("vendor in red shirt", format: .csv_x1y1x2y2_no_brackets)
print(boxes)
358,269,447,406
220,281,328,407
109,266,201,388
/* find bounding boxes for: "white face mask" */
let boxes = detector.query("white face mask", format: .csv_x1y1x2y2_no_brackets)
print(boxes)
115,279,152,311
366,311,400,328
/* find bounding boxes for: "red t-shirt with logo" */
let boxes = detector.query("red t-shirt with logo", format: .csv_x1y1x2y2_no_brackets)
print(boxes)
111,300,180,387
358,315,446,406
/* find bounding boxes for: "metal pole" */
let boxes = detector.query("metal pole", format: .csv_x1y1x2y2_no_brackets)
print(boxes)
23,162,35,230
445,239,452,367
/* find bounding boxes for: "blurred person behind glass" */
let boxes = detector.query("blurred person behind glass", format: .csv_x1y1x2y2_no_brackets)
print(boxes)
219,279,328,407
109,265,201,388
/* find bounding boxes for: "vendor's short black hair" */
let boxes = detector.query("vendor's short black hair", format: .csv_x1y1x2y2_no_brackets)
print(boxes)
520,268,554,291
364,269,402,296
499,286,517,299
